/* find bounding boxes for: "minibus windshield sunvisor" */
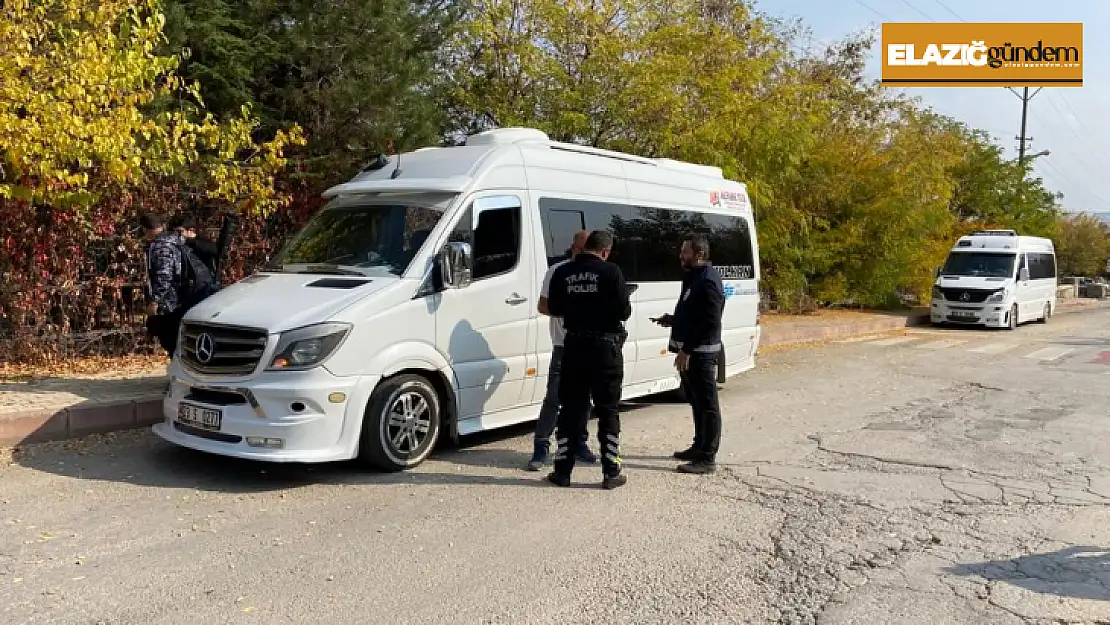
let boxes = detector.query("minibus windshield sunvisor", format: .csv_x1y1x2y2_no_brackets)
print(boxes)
940,252,1016,278
268,201,447,277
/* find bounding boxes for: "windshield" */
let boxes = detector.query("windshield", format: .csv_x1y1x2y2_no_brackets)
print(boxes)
941,252,1016,278
268,200,448,277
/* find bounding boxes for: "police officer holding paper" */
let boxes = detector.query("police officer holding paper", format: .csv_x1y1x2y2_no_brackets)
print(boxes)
545,230,632,490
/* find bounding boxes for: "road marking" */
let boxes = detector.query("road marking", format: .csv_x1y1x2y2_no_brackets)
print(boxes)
1023,346,1074,362
867,336,921,347
968,342,1019,355
914,339,968,350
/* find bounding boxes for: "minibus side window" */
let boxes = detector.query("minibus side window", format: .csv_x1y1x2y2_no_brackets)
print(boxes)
448,201,523,281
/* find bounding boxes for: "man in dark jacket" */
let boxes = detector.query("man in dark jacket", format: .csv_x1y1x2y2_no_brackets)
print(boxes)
546,230,632,489
142,213,186,355
170,215,220,276
653,233,725,474
142,214,219,356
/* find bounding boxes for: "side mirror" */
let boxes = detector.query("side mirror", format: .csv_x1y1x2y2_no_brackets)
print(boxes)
438,241,473,289
1019,267,1030,282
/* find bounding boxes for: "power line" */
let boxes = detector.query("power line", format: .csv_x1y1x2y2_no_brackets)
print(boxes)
897,0,936,21
851,0,891,21
1031,138,1110,207
933,0,966,21
1042,93,1110,170
1036,158,1110,208
1027,108,1110,206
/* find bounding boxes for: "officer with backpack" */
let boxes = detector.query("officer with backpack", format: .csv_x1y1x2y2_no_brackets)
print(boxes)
140,213,219,357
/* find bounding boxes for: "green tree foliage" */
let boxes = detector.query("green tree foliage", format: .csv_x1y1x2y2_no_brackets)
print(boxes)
443,0,1067,308
162,0,462,183
1055,213,1110,278
0,0,303,210
947,131,1060,238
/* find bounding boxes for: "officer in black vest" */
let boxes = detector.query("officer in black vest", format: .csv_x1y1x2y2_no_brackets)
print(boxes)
545,230,632,489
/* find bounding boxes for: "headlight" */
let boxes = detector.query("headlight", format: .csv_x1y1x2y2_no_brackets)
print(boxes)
267,322,352,371
931,286,943,300
986,289,1007,303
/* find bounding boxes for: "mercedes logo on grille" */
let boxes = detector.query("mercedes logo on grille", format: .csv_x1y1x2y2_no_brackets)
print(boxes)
195,333,215,364
959,292,971,302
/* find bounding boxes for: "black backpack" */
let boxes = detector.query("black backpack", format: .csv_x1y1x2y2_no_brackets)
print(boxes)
176,241,218,309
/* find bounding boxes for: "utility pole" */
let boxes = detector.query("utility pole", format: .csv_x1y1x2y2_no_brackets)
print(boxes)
1008,86,1042,166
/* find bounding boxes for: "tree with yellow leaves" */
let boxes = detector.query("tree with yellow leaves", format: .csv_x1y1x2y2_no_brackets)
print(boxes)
0,0,304,211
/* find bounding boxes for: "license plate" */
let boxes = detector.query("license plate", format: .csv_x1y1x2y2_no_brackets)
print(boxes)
951,311,976,318
177,402,222,431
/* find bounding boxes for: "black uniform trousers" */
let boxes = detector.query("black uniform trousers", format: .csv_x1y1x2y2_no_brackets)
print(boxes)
679,350,722,461
146,307,187,357
554,334,624,477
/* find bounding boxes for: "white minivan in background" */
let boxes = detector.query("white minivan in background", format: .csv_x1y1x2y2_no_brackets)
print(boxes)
153,127,762,471
930,229,1057,329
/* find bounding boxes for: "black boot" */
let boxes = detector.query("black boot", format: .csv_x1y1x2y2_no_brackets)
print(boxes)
677,459,717,474
673,446,700,461
546,471,571,487
602,472,627,490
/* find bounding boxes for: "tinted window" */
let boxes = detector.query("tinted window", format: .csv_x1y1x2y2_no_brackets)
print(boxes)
540,208,585,266
703,214,756,280
1027,252,1057,280
537,197,756,282
538,198,632,273
449,204,522,280
617,208,756,282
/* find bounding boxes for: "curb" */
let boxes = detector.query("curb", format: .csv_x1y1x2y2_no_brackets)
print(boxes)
1,302,1103,448
1,400,163,448
760,312,930,348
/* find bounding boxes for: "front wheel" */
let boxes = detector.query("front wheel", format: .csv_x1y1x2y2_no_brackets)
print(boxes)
1007,304,1019,331
358,374,442,471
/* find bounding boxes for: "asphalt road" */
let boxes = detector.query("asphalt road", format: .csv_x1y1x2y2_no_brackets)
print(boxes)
5,308,1110,625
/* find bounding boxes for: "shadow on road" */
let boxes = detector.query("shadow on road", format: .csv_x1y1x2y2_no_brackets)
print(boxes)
11,399,664,493
947,546,1110,601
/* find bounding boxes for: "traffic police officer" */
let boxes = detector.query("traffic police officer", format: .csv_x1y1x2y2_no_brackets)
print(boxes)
545,230,632,489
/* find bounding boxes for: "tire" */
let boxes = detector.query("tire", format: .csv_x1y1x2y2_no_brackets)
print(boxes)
358,374,442,472
1007,304,1019,331
1038,302,1051,324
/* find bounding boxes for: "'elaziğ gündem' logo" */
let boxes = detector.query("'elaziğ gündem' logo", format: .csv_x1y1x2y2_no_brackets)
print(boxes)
881,23,1083,87
887,40,1080,69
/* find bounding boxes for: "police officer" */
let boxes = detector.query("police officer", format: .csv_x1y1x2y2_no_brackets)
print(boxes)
545,230,632,489
653,233,725,475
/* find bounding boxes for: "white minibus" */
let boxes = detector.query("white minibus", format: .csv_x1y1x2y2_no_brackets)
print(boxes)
930,229,1057,329
153,127,762,470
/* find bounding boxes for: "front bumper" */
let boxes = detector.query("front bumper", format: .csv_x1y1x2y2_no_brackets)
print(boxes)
930,300,1009,327
152,361,379,463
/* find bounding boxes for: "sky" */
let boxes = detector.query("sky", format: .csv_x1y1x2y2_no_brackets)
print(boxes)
754,0,1109,214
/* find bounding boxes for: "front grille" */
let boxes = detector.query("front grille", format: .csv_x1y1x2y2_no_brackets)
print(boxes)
938,287,998,303
181,322,269,376
185,387,248,406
